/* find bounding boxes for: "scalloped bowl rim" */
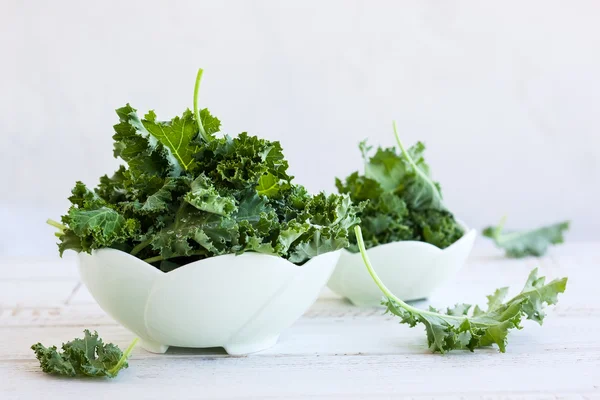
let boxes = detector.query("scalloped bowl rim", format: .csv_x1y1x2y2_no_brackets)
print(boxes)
328,219,477,306
341,219,474,255
88,247,340,272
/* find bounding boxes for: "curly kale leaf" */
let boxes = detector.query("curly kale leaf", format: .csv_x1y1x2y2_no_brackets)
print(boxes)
288,229,348,263
483,217,570,258
113,104,179,177
337,122,462,252
147,189,360,265
355,226,567,353
140,109,200,172
358,124,443,211
184,175,238,216
363,146,411,193
337,170,461,253
389,122,443,210
31,330,138,378
193,132,292,188
49,69,360,269
68,207,139,246
256,172,291,198
287,193,362,263
149,208,238,259
52,182,140,255
410,209,465,249
122,177,185,215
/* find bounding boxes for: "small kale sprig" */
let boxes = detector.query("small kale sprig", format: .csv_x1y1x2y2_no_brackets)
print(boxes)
47,69,361,270
336,122,463,252
483,217,570,258
354,225,567,353
31,330,138,378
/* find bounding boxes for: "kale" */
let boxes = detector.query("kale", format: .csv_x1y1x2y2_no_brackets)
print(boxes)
48,69,361,269
483,217,570,258
355,226,567,353
31,330,137,378
336,122,463,251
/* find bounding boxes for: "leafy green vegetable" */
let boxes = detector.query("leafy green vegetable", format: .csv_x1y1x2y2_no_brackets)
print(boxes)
31,330,138,378
48,69,361,269
483,217,570,258
354,225,567,353
184,175,238,216
140,109,199,172
390,122,444,210
336,123,463,252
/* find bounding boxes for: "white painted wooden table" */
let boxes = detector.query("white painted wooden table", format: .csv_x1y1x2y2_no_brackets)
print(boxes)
1,243,599,399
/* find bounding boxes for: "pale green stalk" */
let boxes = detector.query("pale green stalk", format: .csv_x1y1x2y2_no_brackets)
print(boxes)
194,68,211,142
130,239,152,256
107,337,139,376
46,219,66,232
354,225,461,320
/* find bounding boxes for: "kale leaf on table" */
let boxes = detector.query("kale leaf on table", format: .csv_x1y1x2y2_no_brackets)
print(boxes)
31,330,138,378
48,69,361,269
483,217,570,258
336,122,464,252
354,226,567,353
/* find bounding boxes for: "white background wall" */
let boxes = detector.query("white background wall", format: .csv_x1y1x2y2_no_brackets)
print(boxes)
2,0,599,256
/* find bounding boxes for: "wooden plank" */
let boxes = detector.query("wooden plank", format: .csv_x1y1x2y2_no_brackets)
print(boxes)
1,308,597,360
2,269,595,327
1,298,596,329
3,353,599,400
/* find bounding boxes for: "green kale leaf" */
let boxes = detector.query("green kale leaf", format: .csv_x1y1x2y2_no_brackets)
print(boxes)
410,209,465,250
256,172,290,198
483,217,570,258
140,109,200,172
337,123,462,252
392,123,443,211
184,175,238,216
31,330,138,378
48,69,360,269
68,207,140,247
113,105,178,177
354,226,567,353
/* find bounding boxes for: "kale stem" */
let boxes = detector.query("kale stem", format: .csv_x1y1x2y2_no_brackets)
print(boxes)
493,215,508,241
194,68,211,143
392,120,426,179
143,250,207,264
391,121,444,206
143,255,164,264
46,219,66,232
354,225,461,320
392,121,409,160
354,225,414,308
130,239,152,256
107,337,138,376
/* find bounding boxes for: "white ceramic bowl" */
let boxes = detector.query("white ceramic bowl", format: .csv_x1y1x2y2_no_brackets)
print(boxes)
78,249,339,355
327,225,476,306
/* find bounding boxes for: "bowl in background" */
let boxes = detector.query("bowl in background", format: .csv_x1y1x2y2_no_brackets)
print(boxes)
327,224,476,306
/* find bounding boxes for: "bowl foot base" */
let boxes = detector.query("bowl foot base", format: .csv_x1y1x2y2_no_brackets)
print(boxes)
140,339,169,354
224,335,279,355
